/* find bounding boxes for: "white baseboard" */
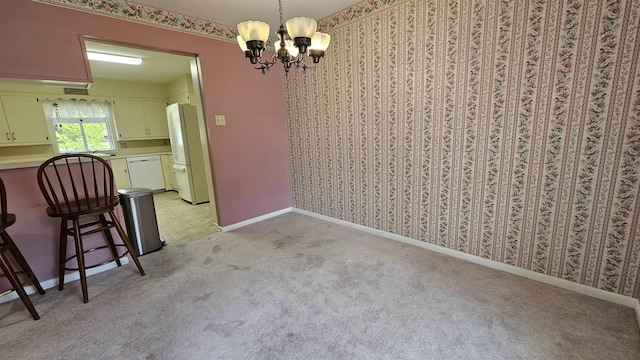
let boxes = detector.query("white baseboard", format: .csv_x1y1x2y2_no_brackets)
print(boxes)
0,257,129,304
636,299,640,332
292,208,640,310
221,207,293,232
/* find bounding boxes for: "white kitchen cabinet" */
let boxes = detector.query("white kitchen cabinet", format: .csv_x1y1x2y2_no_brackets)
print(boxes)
143,100,170,139
169,92,195,105
0,95,50,146
112,99,145,140
112,99,169,140
110,158,131,189
0,100,10,146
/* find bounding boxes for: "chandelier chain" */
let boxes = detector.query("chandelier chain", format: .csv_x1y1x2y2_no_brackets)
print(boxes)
278,0,284,24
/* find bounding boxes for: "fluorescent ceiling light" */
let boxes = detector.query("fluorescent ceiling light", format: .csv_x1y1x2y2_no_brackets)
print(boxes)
87,52,142,65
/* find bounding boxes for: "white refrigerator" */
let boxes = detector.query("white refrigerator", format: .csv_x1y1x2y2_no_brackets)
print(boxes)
166,103,209,204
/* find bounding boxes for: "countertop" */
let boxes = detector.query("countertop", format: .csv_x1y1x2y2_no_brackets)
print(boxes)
0,152,172,170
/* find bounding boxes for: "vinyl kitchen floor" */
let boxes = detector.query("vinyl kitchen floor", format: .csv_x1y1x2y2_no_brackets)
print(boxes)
153,190,220,245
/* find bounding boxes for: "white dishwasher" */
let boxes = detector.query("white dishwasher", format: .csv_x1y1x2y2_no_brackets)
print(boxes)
126,155,165,191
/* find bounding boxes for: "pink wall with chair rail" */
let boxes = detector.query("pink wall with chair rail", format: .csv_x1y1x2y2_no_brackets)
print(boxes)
0,0,291,285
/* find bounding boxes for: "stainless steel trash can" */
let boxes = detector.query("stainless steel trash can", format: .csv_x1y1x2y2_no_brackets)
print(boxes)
117,188,163,256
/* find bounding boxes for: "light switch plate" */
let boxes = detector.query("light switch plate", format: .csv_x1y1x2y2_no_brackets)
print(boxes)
215,115,226,126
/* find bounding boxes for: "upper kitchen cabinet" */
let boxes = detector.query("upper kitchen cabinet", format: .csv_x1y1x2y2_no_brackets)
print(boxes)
113,99,169,141
143,100,170,138
0,95,50,146
168,74,196,105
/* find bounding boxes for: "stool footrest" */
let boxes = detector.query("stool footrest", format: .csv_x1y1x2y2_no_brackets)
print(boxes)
67,220,115,237
63,244,130,271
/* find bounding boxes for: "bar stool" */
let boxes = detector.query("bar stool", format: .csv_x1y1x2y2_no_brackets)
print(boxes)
0,177,45,320
37,154,145,303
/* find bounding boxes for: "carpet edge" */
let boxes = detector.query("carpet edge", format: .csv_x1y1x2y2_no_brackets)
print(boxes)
291,208,639,313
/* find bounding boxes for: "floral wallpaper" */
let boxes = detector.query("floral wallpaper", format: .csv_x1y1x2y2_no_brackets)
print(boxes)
33,0,237,41
287,0,640,300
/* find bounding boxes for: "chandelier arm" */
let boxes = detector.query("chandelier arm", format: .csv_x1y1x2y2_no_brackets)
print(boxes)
297,62,315,72
252,54,280,75
289,52,316,71
289,52,305,65
254,53,277,67
255,64,269,75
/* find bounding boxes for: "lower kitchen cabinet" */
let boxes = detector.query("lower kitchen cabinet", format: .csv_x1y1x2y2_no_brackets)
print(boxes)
110,158,131,189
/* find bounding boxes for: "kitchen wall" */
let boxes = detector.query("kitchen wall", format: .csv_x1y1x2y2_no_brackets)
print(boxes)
0,78,173,162
287,0,640,299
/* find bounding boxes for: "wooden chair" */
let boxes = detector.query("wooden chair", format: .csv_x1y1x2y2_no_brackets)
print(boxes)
37,154,145,303
0,177,45,320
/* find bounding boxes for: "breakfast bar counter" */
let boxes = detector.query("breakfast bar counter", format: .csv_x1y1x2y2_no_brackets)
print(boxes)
0,162,128,297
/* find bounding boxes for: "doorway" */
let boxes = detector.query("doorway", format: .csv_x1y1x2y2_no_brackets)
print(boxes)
84,39,220,244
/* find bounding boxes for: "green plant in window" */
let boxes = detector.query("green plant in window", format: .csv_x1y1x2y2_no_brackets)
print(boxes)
84,123,110,150
56,123,84,152
55,122,112,152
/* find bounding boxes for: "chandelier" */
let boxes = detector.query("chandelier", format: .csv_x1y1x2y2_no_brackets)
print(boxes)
236,0,331,74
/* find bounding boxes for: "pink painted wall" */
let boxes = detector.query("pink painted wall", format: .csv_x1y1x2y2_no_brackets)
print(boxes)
0,0,292,227
0,0,291,285
0,168,58,285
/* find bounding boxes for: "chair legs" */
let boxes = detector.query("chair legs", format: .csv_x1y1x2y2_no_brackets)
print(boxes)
59,212,145,303
58,220,67,291
109,211,145,277
0,231,45,320
3,233,45,296
99,214,122,268
71,219,89,303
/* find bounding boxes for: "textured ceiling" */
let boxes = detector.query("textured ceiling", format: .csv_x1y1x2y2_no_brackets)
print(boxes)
132,0,361,32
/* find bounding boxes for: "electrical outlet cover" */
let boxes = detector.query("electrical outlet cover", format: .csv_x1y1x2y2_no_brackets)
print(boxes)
215,115,226,125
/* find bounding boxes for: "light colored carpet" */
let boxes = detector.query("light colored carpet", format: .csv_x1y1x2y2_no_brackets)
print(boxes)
1,212,639,359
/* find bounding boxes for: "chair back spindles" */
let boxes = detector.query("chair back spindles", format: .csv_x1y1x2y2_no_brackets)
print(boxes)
76,159,90,209
37,154,117,217
90,159,99,207
48,162,69,213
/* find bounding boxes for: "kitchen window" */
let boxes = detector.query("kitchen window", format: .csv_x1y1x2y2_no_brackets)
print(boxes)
43,99,115,153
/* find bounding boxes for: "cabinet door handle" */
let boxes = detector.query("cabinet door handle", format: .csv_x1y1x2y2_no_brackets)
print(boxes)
11,133,15,140
5,132,10,141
